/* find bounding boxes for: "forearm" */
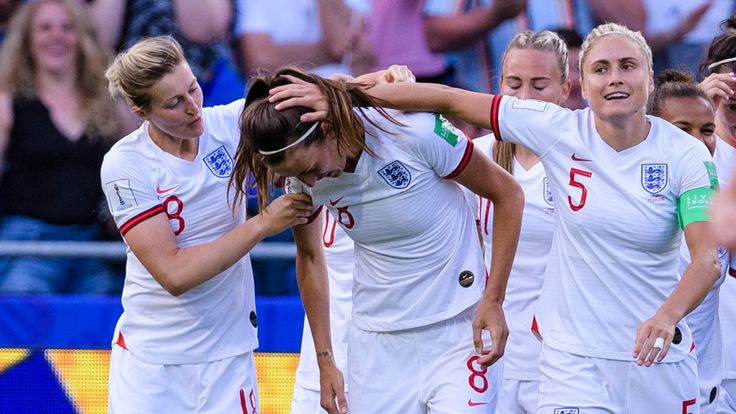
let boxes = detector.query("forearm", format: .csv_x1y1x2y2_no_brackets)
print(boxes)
149,215,271,295
174,0,233,44
296,251,334,366
85,0,127,49
424,7,505,53
367,82,495,129
657,254,720,323
484,187,523,303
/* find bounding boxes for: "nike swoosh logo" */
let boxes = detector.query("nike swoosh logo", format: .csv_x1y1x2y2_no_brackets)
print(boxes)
156,185,179,194
571,153,591,162
467,399,488,407
329,196,344,206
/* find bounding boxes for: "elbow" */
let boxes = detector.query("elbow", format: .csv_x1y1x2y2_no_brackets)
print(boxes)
154,270,191,297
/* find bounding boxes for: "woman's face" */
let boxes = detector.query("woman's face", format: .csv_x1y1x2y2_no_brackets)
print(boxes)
715,96,736,146
581,35,653,122
659,95,716,155
142,62,204,140
270,131,347,187
500,48,570,105
30,2,78,74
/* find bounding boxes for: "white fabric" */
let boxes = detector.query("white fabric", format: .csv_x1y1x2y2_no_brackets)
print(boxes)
472,134,554,381
100,99,258,365
538,344,699,413
492,96,714,361
293,209,354,397
497,378,539,414
347,307,503,413
290,109,484,332
644,0,734,44
108,346,259,414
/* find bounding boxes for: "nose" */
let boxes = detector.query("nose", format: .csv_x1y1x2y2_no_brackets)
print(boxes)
184,95,198,116
518,85,532,100
607,68,624,86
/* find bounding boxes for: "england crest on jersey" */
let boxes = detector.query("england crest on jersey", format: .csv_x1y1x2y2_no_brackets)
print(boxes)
204,145,234,178
378,160,411,189
543,177,554,205
641,163,668,194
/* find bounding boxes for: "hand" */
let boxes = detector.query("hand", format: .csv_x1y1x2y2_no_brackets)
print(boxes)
632,311,677,367
472,299,508,368
269,75,330,123
376,64,416,84
489,0,527,22
258,192,314,235
319,355,348,414
698,72,736,108
671,1,713,42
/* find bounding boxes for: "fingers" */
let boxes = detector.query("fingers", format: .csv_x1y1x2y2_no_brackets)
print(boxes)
472,320,483,355
334,381,349,414
320,383,348,414
382,65,415,84
633,325,672,367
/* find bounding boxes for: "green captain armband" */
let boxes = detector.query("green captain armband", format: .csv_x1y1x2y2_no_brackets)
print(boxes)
676,187,714,229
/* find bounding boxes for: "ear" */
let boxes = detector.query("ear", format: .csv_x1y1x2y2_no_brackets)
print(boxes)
648,72,655,94
560,79,572,102
132,106,147,120
580,77,588,101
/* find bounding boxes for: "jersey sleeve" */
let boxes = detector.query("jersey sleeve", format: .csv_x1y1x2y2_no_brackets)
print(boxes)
100,149,163,236
672,139,716,195
394,112,474,179
488,94,569,157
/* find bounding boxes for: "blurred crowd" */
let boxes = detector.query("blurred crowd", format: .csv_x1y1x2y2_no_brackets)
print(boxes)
0,0,732,295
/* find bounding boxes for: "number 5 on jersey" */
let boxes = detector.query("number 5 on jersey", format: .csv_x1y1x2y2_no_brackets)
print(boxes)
568,168,593,212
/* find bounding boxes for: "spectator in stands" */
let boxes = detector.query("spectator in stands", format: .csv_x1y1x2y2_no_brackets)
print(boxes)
85,0,243,106
423,0,644,94
0,0,134,294
551,27,585,109
235,0,373,294
102,36,312,412
0,0,21,43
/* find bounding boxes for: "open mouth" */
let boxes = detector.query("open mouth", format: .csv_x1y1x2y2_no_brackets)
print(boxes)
604,92,630,101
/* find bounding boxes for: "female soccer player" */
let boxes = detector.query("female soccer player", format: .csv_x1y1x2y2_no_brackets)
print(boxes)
234,68,524,414
273,22,721,412
101,36,313,413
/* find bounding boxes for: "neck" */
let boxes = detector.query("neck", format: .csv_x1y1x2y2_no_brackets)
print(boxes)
514,145,540,170
148,122,198,160
594,112,650,152
36,69,77,97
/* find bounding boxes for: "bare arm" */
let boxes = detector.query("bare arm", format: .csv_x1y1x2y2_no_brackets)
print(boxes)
712,176,736,251
174,0,233,44
0,92,12,184
292,215,347,414
452,145,523,368
424,0,526,53
587,0,646,31
124,193,312,296
83,0,127,49
633,221,720,366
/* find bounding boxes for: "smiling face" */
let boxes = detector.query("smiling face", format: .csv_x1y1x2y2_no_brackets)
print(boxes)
500,48,570,105
659,95,716,155
30,1,77,75
581,35,653,123
139,62,204,141
269,133,348,187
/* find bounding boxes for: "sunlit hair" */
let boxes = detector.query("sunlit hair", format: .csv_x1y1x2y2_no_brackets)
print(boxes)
648,69,714,116
701,14,736,76
105,36,186,113
579,22,653,81
232,67,402,210
0,0,119,138
496,30,569,173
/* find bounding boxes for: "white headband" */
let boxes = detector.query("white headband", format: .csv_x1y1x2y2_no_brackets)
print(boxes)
258,122,320,155
707,57,736,72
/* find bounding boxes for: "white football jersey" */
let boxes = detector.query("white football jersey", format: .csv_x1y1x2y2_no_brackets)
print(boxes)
473,134,554,380
294,209,355,391
289,109,485,332
489,95,714,361
100,99,258,365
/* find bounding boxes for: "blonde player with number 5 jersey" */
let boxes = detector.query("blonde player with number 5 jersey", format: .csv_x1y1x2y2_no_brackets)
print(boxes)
293,23,721,413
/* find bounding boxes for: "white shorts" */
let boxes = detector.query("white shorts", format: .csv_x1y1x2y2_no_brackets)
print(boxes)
717,379,736,414
347,307,503,414
108,344,259,414
291,383,350,414
538,344,699,414
497,378,539,414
